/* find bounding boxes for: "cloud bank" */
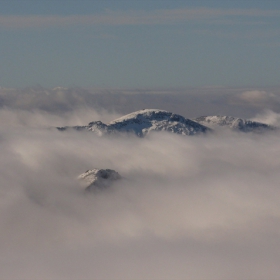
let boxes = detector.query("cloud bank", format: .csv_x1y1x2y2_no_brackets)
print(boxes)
2,86,280,119
1,105,280,279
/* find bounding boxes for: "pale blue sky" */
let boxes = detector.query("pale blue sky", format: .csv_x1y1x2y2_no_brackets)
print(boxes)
1,0,280,88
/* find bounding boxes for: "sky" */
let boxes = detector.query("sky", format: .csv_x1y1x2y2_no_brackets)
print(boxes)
1,0,280,88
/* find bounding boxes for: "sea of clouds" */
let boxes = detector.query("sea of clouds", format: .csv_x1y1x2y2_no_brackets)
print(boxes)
1,87,280,279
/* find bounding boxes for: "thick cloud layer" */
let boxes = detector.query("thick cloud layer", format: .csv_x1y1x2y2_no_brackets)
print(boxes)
1,107,280,279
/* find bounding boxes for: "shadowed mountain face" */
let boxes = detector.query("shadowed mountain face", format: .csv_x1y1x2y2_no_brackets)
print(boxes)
57,109,210,136
194,115,274,133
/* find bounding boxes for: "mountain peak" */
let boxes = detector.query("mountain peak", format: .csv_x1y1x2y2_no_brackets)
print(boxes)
78,169,121,191
58,109,210,137
109,109,171,123
194,115,274,132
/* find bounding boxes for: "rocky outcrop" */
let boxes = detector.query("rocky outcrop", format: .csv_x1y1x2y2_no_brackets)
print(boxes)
78,169,121,191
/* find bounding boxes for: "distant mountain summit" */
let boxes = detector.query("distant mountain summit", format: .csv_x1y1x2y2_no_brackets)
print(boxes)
107,109,209,136
78,169,121,191
194,115,274,133
58,109,210,136
57,110,274,136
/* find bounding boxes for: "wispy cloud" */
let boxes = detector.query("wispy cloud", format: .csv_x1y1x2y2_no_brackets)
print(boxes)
0,8,280,29
194,27,280,40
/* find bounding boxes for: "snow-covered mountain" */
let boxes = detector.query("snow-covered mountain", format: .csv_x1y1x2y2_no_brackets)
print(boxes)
58,109,275,136
194,115,274,132
78,169,121,191
58,109,210,136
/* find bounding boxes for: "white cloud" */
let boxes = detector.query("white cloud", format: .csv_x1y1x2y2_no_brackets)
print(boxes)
234,90,280,109
0,107,120,128
240,90,273,102
251,109,280,127
1,108,280,279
